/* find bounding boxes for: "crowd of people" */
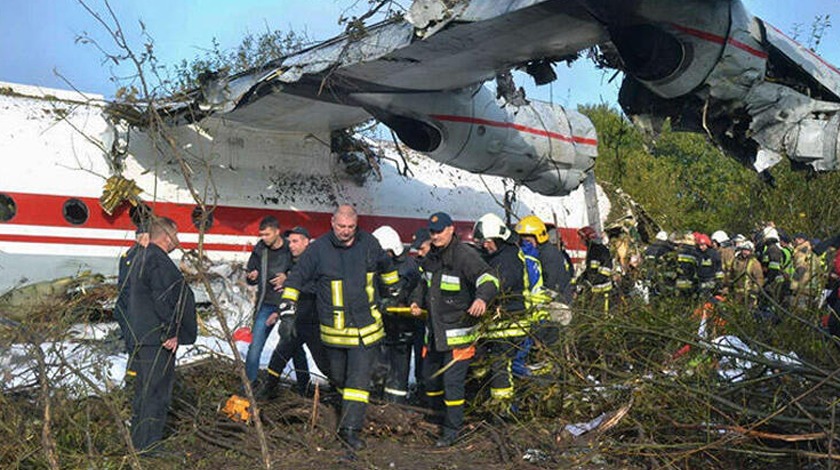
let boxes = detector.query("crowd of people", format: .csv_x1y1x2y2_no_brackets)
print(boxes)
114,205,840,455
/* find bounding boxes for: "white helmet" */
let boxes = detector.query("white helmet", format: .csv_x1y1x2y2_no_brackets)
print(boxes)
473,213,512,242
372,225,404,257
711,230,729,245
737,240,755,252
762,226,780,242
655,230,668,241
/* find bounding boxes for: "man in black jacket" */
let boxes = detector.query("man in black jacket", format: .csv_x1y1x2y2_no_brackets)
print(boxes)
115,222,150,382
259,226,330,398
127,217,196,452
280,205,399,451
410,212,499,447
244,216,292,383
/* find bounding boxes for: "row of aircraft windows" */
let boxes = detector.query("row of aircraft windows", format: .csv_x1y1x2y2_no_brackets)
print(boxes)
0,193,214,230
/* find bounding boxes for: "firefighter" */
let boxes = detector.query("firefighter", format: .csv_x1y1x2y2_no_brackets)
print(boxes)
695,232,723,296
279,205,399,451
790,233,816,307
760,226,789,305
372,225,422,404
473,213,529,408
675,232,700,298
409,211,498,447
514,214,573,303
711,230,736,287
643,230,676,297
729,241,764,310
576,226,613,313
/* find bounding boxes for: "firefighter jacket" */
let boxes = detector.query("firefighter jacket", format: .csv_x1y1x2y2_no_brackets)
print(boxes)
483,241,529,338
675,244,700,293
282,230,398,348
730,255,764,307
579,242,613,293
246,240,292,307
127,243,197,347
697,247,723,291
410,238,499,352
791,241,814,293
538,242,574,302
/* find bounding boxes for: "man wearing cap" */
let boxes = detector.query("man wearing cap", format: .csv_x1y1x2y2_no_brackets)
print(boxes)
244,216,293,384
258,226,330,398
410,211,499,447
279,205,399,451
116,221,151,383
411,227,432,258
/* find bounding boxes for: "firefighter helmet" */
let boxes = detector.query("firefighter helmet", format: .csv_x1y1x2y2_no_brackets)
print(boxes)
372,225,404,257
515,214,549,244
711,230,729,245
694,232,711,247
473,213,512,242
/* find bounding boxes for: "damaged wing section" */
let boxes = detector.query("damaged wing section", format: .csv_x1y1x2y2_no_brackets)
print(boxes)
605,0,840,174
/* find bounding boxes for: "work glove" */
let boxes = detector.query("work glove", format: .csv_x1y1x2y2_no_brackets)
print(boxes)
377,295,399,314
276,300,297,340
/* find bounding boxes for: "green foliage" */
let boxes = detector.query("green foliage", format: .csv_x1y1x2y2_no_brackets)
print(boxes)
170,29,310,92
581,104,840,238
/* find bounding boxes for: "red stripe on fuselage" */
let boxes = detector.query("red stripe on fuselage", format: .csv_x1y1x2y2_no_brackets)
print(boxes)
0,191,588,252
429,114,598,146
669,23,769,59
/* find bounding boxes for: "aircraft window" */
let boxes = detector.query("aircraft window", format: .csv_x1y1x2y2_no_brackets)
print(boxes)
63,198,89,225
129,203,152,229
0,194,16,222
191,205,214,232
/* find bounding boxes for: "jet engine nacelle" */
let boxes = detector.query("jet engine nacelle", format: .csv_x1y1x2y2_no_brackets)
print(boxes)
352,85,598,197
595,0,840,174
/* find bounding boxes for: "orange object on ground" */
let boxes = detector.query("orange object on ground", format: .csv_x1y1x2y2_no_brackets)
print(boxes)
222,394,251,422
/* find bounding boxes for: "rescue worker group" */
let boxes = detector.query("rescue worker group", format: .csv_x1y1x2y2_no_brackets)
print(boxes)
117,204,839,454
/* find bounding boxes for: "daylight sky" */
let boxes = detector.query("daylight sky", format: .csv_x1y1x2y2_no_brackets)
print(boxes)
1,0,838,107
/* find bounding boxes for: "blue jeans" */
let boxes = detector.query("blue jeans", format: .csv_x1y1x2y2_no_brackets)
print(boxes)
246,303,277,382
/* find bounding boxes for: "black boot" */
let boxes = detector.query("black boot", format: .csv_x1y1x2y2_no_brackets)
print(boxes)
338,427,366,451
255,374,280,400
435,427,459,448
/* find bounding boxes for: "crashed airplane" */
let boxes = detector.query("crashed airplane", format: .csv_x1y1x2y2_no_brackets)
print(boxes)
2,0,840,294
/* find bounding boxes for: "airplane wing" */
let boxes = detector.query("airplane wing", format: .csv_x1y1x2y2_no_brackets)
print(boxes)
143,0,840,197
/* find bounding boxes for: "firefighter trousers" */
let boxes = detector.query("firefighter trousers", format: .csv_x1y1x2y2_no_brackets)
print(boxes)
327,344,377,430
483,338,522,401
267,320,330,394
423,346,474,434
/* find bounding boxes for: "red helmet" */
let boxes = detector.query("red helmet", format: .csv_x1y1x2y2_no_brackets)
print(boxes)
578,226,598,241
694,232,711,247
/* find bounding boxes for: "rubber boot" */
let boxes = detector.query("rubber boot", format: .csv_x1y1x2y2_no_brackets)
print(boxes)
435,427,459,448
338,427,366,451
255,373,280,400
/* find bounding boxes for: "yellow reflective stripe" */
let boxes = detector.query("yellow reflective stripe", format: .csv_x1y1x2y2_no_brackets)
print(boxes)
125,370,137,377
426,390,444,397
384,387,408,397
591,282,612,293
491,387,514,399
331,280,344,307
366,272,375,302
283,287,300,302
267,368,281,377
320,319,386,346
476,273,499,289
678,254,696,263
445,325,479,346
445,399,465,407
380,270,399,285
484,326,528,338
441,274,460,291
598,267,612,277
768,262,781,270
343,388,369,403
333,310,345,330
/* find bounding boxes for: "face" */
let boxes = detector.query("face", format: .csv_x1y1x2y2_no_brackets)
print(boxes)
699,243,708,251
162,226,179,253
287,233,309,257
520,234,538,246
332,213,357,244
430,225,455,248
416,240,432,258
258,227,282,247
481,238,498,254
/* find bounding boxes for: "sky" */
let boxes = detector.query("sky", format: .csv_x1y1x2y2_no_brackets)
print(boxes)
1,0,838,108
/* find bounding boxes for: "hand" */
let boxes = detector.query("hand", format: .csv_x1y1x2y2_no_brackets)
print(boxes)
278,300,296,318
410,302,423,317
277,315,296,341
378,296,398,313
266,312,279,326
247,270,259,281
467,299,486,317
162,336,178,351
270,273,287,291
